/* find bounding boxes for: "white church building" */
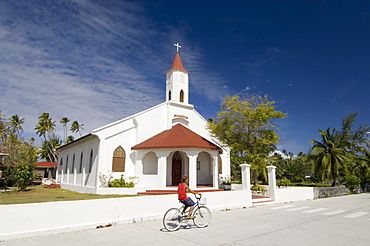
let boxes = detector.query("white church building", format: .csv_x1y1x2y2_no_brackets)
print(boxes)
56,44,230,194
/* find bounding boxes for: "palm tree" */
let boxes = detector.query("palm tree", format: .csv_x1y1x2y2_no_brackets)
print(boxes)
35,113,56,162
34,113,56,141
71,120,84,137
6,115,25,137
29,137,35,146
39,133,62,162
310,127,356,186
60,117,70,143
66,135,74,144
0,110,8,141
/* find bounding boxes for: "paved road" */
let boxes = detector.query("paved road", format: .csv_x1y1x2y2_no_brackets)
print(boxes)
2,193,370,246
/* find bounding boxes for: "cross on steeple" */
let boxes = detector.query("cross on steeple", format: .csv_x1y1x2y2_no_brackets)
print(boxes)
174,43,181,53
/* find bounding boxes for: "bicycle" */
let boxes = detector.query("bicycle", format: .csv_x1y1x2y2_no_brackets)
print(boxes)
163,194,212,231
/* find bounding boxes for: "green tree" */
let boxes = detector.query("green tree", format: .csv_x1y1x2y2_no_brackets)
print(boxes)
35,113,56,141
0,110,9,142
1,133,38,190
310,113,370,186
6,115,25,137
34,113,57,162
310,128,356,186
71,120,84,137
39,133,62,162
60,117,70,143
207,94,287,183
340,112,370,153
66,135,74,144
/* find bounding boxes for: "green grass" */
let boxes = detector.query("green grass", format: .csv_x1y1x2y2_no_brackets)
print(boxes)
0,185,137,205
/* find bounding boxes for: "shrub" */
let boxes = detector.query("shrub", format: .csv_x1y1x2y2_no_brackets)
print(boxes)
345,175,361,191
277,177,292,187
16,164,36,191
251,184,267,195
108,175,138,188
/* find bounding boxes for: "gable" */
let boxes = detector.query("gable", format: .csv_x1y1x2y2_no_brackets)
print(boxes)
132,123,221,151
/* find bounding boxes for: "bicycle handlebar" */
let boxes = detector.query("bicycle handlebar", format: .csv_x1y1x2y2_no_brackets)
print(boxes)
194,193,202,199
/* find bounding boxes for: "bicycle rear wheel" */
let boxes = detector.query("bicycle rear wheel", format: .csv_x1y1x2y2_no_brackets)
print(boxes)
193,206,211,228
163,208,181,231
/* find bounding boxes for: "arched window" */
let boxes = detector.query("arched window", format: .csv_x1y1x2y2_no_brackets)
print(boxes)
71,154,75,173
64,156,69,174
112,146,125,172
78,152,83,173
89,149,93,173
180,90,184,102
169,90,172,100
59,158,63,171
218,156,222,174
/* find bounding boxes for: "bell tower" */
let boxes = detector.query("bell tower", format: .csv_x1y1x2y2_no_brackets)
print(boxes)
165,43,190,104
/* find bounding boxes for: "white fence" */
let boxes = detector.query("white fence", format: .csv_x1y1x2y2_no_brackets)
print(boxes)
0,164,315,241
0,190,252,241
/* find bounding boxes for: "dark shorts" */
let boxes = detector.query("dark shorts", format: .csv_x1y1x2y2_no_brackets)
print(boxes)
181,198,196,207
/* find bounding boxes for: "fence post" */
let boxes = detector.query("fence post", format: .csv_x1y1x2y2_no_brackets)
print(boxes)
240,163,252,201
267,165,277,201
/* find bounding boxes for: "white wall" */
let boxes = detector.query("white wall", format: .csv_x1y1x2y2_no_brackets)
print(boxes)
0,190,251,241
0,187,315,241
275,187,314,203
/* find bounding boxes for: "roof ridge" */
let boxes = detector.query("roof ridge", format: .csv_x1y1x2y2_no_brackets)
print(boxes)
132,123,220,150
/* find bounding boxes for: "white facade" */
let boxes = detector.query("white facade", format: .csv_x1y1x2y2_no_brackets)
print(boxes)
56,49,230,194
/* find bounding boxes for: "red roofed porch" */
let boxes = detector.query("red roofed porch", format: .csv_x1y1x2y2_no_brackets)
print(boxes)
132,124,223,190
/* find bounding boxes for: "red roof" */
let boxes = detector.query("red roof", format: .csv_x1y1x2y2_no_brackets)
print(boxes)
132,124,221,151
0,148,8,154
37,162,58,167
166,52,189,74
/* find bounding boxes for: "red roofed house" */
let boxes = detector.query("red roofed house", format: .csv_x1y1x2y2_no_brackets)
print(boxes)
36,162,58,179
56,44,230,194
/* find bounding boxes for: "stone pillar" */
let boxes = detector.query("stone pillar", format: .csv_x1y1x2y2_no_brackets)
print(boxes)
157,155,167,189
240,163,252,199
188,155,197,190
213,153,219,188
267,165,277,201
240,163,251,191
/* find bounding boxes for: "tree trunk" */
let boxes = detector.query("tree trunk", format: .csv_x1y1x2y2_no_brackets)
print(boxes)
253,171,258,185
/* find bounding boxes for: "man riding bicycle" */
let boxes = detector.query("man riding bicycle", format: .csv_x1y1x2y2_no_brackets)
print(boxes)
177,175,200,219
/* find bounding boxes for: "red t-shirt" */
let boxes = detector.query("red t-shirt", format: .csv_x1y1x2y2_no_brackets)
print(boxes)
177,182,188,200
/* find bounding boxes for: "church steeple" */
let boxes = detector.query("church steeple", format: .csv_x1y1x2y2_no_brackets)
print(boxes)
165,43,190,104
167,52,189,74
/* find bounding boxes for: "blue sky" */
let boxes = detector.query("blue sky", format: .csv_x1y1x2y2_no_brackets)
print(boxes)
0,0,369,154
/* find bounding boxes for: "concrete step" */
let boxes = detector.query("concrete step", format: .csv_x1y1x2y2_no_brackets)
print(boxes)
44,184,61,189
138,188,225,195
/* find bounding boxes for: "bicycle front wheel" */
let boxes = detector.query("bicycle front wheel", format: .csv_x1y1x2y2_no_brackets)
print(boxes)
193,206,211,228
163,208,182,231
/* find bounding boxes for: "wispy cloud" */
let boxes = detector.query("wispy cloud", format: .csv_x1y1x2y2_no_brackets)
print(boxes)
0,0,227,141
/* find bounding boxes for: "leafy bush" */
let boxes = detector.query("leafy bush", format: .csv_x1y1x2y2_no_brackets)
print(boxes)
277,177,292,187
108,175,138,188
345,175,361,191
251,184,267,195
16,164,36,191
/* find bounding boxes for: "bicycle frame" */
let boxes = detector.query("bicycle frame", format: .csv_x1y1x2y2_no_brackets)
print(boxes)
163,194,211,231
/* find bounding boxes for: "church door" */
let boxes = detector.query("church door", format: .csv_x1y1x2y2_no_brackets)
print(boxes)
172,160,182,185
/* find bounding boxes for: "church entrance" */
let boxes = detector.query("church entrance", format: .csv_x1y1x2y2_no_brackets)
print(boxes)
172,151,182,185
